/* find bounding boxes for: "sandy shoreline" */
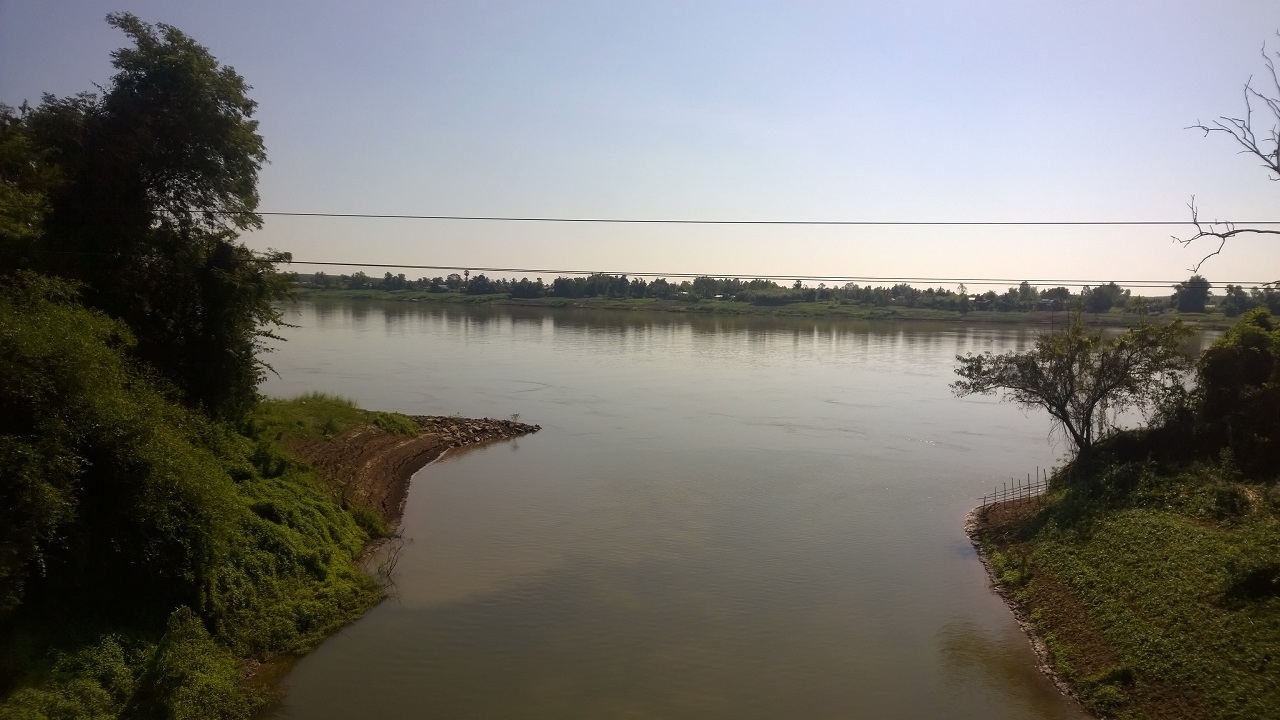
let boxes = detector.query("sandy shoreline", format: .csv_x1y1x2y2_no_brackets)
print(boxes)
965,502,1094,717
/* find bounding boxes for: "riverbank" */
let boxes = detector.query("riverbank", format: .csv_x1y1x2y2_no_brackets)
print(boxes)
0,384,544,718
281,413,541,535
967,465,1280,720
965,500,1089,715
241,407,540,698
291,287,1237,329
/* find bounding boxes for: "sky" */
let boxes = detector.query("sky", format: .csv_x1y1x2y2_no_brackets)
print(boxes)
1,0,1277,290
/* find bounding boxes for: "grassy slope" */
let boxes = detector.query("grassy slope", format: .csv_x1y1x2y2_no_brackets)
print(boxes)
253,392,420,441
291,287,1235,328
981,462,1280,719
0,394,422,719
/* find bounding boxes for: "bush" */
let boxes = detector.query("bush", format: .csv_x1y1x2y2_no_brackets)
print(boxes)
372,412,419,437
0,275,380,716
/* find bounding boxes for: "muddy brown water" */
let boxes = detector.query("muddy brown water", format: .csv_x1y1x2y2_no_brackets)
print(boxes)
261,302,1208,719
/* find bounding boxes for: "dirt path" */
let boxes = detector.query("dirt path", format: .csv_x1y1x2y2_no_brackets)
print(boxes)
284,416,541,530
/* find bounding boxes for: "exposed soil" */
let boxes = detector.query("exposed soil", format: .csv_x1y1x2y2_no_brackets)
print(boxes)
284,416,541,531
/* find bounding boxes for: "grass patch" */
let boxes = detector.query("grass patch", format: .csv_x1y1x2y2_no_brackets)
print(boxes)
250,392,421,441
251,393,422,441
982,461,1280,719
371,411,419,436
251,392,365,440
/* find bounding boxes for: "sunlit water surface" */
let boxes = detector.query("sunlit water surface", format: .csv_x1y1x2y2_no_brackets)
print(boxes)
257,302,1187,719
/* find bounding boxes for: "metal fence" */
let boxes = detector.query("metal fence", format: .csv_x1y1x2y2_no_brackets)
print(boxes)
979,467,1049,509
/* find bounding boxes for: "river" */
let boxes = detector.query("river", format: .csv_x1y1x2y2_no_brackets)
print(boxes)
261,301,1110,719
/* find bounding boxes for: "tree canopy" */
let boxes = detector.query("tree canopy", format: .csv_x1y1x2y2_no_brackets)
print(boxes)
1173,275,1211,314
2,12,290,421
952,316,1194,459
0,16,394,718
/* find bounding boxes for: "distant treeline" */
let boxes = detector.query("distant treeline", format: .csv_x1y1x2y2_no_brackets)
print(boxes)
293,271,1280,316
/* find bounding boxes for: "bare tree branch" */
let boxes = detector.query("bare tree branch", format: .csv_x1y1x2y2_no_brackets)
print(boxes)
1171,197,1280,273
1188,37,1280,181
1179,35,1280,273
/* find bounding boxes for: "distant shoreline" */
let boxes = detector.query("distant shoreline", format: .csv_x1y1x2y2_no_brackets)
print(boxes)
289,288,1234,329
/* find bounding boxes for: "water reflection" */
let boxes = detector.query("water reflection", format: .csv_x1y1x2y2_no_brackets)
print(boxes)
938,620,1081,719
286,300,1076,377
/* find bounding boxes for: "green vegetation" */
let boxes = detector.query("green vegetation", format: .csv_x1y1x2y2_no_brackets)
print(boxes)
0,275,383,718
953,315,1194,457
973,308,1280,719
252,392,366,440
291,278,1262,328
2,13,290,423
251,393,420,443
0,16,422,718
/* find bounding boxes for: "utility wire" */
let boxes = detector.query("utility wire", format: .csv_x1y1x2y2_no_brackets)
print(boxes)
12,248,1269,284
203,210,1280,226
281,260,1275,288
18,249,1273,287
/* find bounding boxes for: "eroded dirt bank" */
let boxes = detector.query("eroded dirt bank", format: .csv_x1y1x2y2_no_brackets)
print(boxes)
285,415,541,529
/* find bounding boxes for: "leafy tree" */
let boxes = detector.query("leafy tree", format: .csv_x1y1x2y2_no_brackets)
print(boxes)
346,271,371,289
1173,274,1211,313
953,315,1194,460
1219,284,1258,317
0,273,384,712
1252,286,1280,313
509,277,542,298
1084,282,1129,313
11,13,289,421
1043,286,1073,303
465,273,498,295
649,277,672,299
382,272,407,291
1196,307,1280,471
0,104,58,267
1016,281,1038,309
627,277,647,298
0,273,234,614
692,275,719,299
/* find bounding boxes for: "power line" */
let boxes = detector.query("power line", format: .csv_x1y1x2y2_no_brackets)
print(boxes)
282,260,1275,288
17,248,1272,287
198,210,1280,227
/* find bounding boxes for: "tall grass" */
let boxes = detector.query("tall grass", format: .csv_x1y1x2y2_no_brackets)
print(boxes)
252,393,420,440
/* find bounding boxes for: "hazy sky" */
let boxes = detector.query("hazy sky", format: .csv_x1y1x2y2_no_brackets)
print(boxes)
2,0,1277,289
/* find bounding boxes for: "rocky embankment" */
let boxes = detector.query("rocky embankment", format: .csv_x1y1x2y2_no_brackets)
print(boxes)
285,416,541,531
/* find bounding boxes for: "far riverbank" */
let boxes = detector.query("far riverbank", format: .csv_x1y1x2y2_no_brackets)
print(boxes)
291,287,1236,329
